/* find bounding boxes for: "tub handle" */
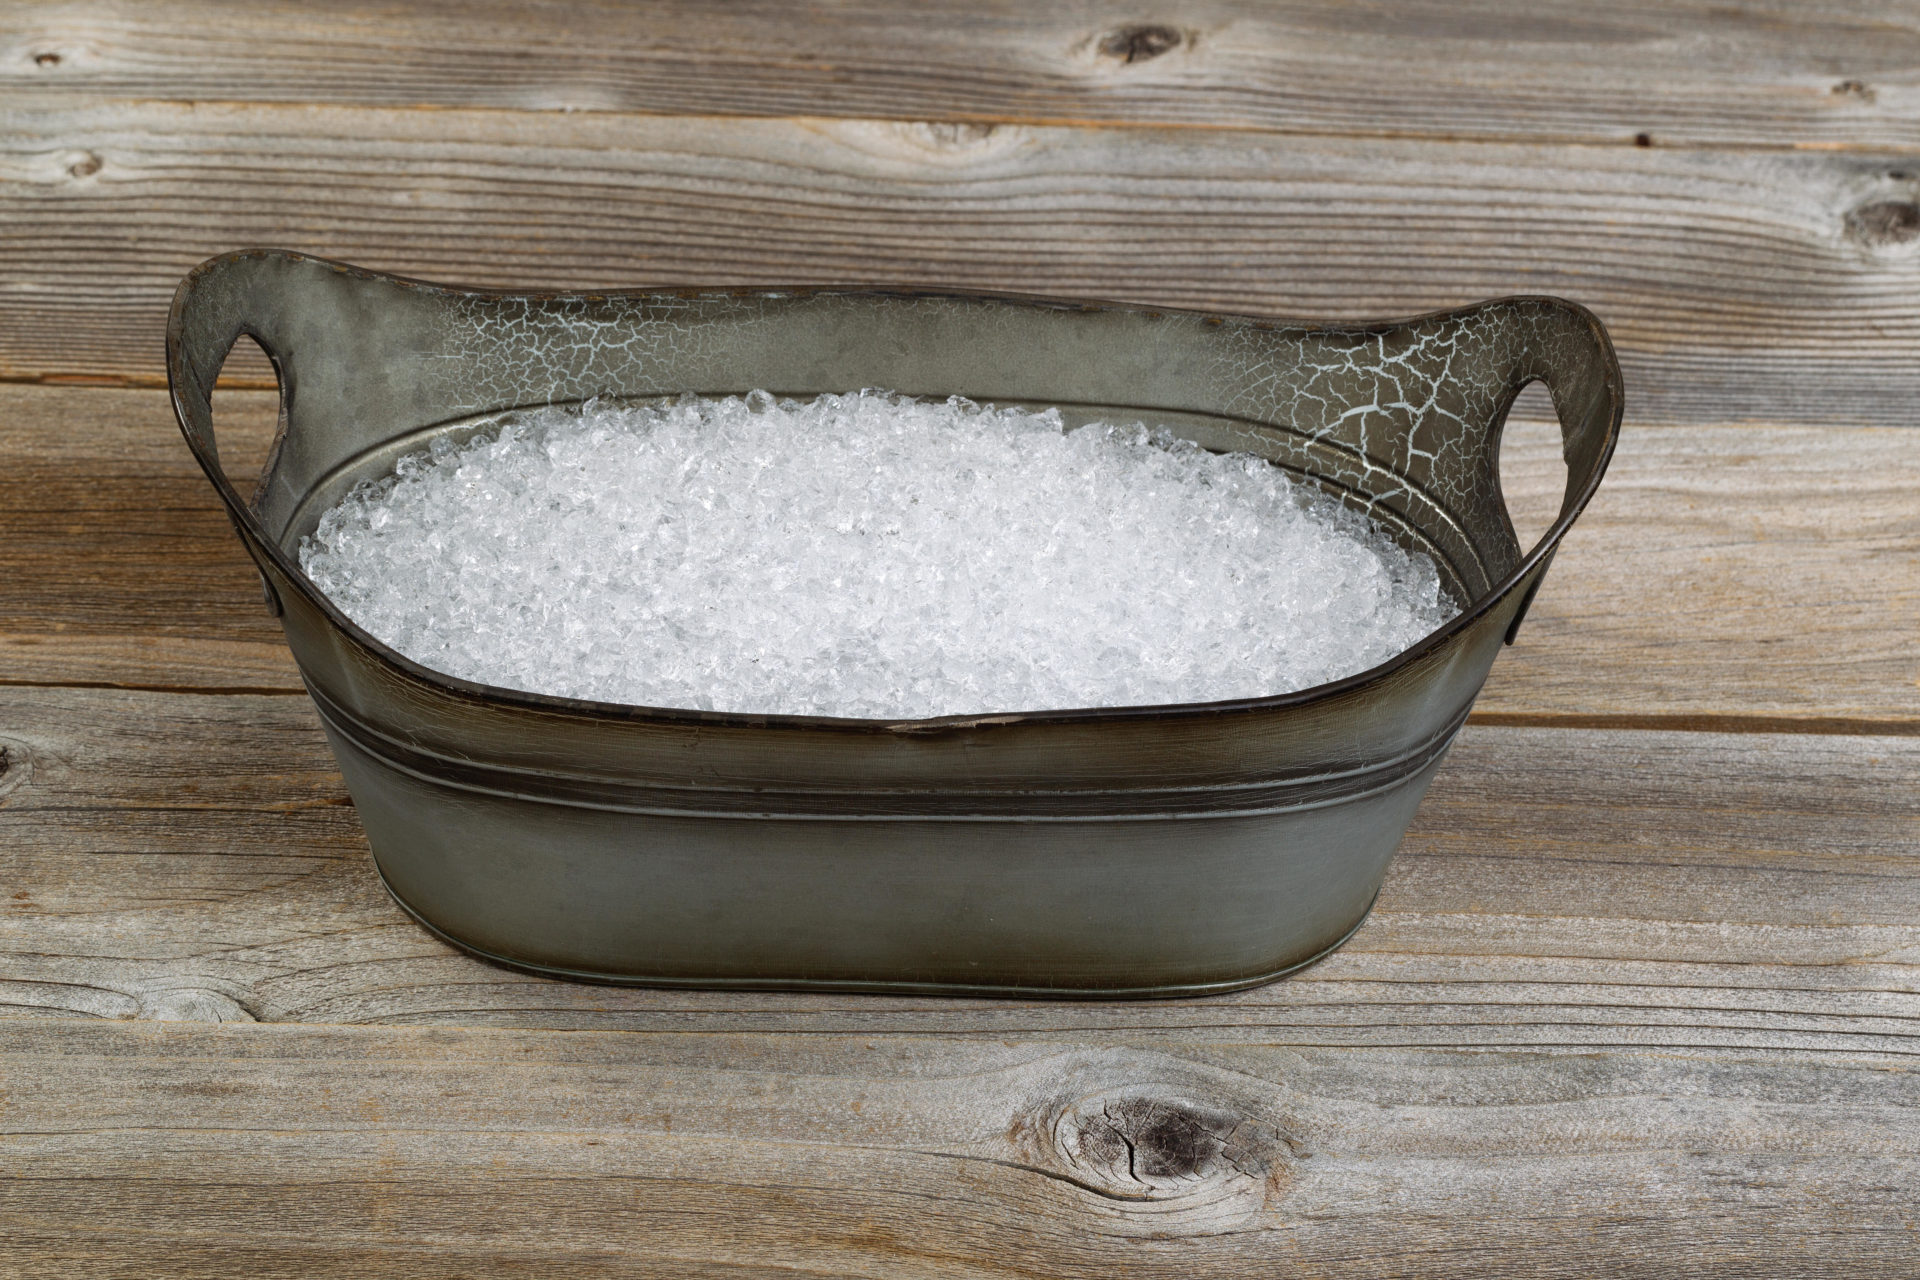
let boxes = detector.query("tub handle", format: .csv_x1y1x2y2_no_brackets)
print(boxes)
1490,301,1623,645
167,251,302,617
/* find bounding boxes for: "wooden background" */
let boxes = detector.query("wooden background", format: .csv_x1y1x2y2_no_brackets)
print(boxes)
3,2,1918,1275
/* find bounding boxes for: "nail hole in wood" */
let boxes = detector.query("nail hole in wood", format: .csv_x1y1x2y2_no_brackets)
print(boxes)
1098,24,1182,63
1634,132,1652,147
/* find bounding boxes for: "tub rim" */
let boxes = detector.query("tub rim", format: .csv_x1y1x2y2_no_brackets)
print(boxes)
167,248,1623,738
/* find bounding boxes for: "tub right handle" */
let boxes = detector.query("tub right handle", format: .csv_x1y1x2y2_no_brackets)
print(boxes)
1493,299,1624,645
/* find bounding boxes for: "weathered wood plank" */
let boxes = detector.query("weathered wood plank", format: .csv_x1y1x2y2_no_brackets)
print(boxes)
1478,411,1920,728
6,0,1920,149
6,385,1914,727
0,385,297,691
4,6,1913,1271
3,685,1915,1039
2,1017,1916,1278
6,103,1920,427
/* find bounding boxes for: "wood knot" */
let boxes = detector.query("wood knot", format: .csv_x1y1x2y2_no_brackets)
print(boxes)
917,122,998,148
1065,1095,1266,1189
136,985,257,1023
1832,78,1874,101
0,739,31,804
67,150,102,179
1098,24,1183,63
885,120,1012,162
34,51,62,68
1009,1052,1311,1234
1847,199,1920,247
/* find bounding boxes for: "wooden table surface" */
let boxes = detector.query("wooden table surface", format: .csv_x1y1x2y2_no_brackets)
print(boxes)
3,3,1918,1275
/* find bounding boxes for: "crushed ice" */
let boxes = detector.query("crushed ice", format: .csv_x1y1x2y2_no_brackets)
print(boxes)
298,391,1458,718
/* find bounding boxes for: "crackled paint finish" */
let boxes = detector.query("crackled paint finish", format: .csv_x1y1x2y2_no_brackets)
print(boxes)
1205,303,1612,593
427,293,730,411
410,286,1606,596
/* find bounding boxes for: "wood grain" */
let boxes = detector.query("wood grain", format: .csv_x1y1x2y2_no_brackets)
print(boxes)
3,684,1916,1038
1478,412,1920,729
7,103,1920,427
0,384,297,692
3,1017,1917,1277
7,0,1920,150
5,384,1914,728
4,688,1918,1270
6,4,1919,1270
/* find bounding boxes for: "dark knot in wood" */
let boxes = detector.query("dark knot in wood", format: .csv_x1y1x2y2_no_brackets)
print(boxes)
1847,200,1920,247
1098,24,1183,64
1013,1052,1308,1222
1074,1095,1256,1183
1832,78,1874,101
1037,1082,1298,1215
0,739,31,803
34,51,62,68
68,151,102,179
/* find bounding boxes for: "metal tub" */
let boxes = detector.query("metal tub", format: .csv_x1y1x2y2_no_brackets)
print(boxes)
168,250,1621,997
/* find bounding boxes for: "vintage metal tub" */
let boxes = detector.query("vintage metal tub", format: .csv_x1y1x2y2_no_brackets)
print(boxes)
169,249,1621,997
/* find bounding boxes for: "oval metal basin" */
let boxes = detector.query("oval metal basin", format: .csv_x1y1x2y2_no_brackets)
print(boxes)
168,250,1621,996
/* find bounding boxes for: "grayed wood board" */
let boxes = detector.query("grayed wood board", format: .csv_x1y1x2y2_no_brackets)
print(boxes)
3,385,1913,728
7,0,1920,148
4,1017,1917,1278
5,3,1919,1271
5,103,1920,429
4,688,1918,1273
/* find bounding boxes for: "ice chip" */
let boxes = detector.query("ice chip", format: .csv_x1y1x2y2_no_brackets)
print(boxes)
298,390,1459,718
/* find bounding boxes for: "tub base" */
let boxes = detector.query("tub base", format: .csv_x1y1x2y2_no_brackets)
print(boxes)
375,864,1382,999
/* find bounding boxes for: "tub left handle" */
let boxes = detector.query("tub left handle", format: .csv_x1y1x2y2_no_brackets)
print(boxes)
166,251,303,617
